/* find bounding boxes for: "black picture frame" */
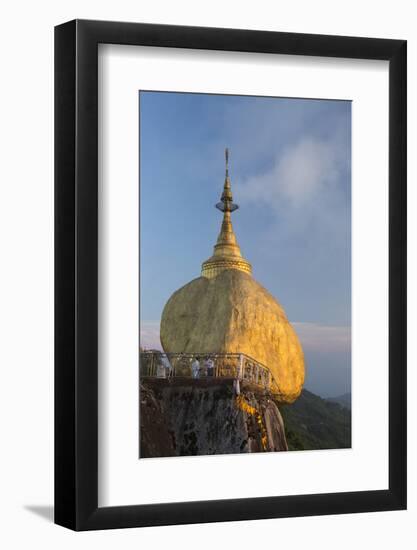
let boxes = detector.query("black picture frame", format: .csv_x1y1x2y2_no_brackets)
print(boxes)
55,19,407,531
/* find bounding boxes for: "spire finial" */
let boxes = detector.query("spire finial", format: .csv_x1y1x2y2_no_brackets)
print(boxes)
201,149,252,279
217,147,238,213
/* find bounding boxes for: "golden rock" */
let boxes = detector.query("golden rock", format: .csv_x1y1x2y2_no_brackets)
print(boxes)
160,149,305,403
161,270,305,403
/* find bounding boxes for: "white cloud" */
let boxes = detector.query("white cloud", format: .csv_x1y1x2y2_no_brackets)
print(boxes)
238,136,344,210
292,322,350,354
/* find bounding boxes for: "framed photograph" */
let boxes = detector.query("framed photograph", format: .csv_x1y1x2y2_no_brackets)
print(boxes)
55,19,406,530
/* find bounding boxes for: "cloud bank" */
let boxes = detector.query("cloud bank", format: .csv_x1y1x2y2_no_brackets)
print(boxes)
233,124,351,327
238,136,343,208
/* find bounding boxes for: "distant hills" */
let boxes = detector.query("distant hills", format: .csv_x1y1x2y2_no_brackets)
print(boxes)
279,389,351,451
327,392,351,410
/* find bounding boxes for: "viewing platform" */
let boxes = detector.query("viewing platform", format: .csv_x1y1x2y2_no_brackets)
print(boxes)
139,351,283,397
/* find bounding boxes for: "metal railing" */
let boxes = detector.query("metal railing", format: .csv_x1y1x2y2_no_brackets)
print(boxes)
139,351,281,394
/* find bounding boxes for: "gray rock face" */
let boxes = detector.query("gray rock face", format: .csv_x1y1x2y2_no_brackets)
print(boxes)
140,378,288,458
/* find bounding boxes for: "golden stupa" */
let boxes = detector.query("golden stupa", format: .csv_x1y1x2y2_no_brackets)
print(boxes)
160,149,305,403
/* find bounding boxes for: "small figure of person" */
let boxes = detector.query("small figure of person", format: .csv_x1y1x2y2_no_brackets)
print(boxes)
156,356,166,378
205,355,215,377
191,356,201,379
162,354,172,378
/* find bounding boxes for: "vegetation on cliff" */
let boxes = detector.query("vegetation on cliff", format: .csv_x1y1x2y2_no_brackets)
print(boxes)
280,389,351,451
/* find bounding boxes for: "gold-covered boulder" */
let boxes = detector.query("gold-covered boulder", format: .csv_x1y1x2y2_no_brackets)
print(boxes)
161,269,304,404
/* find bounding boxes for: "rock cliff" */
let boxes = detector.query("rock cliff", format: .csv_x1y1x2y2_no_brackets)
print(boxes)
140,378,288,458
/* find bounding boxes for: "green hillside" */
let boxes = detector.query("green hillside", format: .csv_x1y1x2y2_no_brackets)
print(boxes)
279,389,351,451
327,393,351,410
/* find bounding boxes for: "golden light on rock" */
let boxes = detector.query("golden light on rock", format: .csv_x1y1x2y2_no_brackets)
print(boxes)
160,149,305,403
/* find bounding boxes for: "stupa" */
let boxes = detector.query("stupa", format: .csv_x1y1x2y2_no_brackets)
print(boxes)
160,149,305,404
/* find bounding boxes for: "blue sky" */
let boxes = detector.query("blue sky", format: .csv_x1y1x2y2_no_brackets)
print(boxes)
140,91,351,398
